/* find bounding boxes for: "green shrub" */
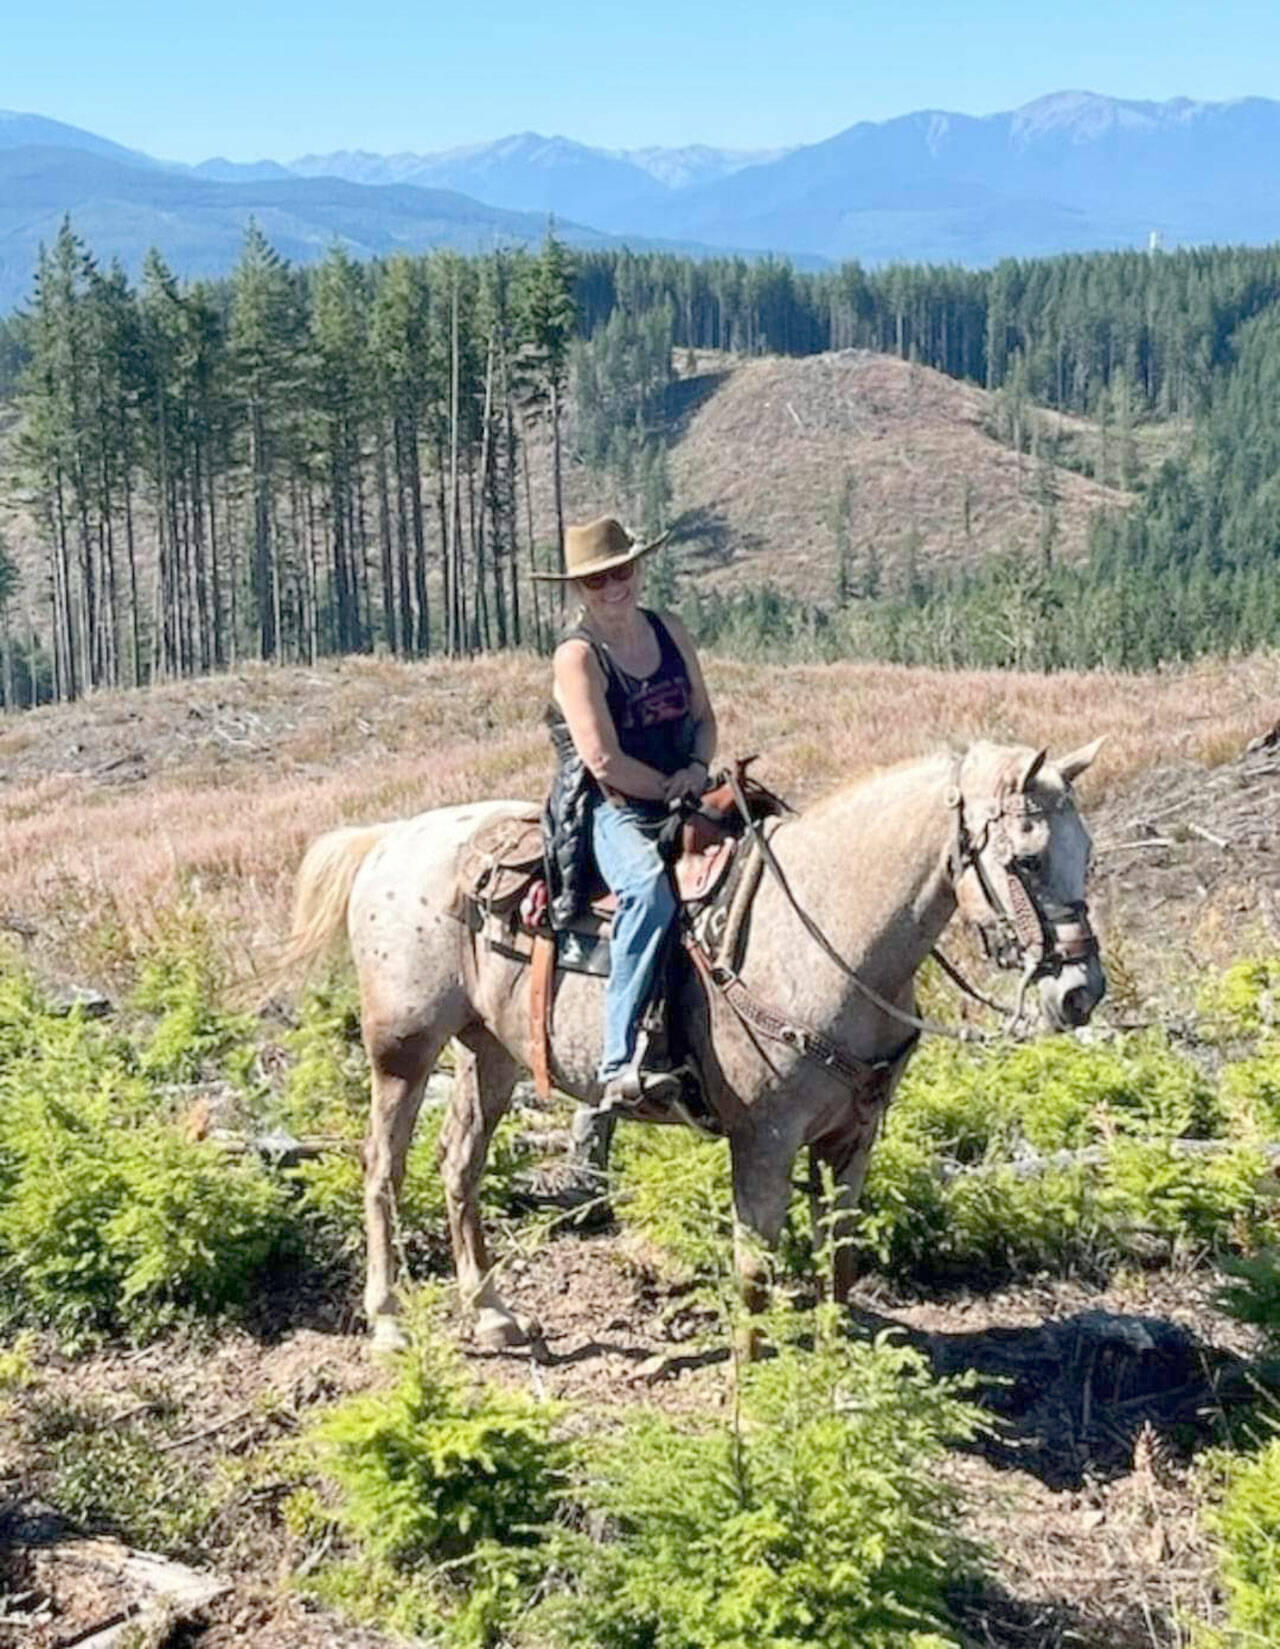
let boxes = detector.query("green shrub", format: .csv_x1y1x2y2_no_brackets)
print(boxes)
302,1290,564,1645
132,924,257,1084
0,1332,36,1392
1218,1249,1280,1357
0,964,296,1341
280,970,369,1136
536,1302,980,1649
612,1127,734,1284
893,1032,1219,1156
1220,1042,1280,1134
1200,1436,1280,1646
1099,1139,1270,1249
1200,956,1280,1042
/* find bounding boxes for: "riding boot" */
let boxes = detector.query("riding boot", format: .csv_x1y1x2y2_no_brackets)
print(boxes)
569,1103,616,1176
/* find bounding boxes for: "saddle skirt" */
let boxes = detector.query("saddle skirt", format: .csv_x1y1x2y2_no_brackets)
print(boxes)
448,763,783,975
450,804,739,971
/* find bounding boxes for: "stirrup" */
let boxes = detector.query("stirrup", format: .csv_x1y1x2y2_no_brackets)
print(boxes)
600,1065,684,1112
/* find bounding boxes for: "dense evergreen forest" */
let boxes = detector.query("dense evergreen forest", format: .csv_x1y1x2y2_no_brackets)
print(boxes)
2,223,1280,703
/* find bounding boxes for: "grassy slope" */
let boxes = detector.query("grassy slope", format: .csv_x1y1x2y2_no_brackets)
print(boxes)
0,647,1274,990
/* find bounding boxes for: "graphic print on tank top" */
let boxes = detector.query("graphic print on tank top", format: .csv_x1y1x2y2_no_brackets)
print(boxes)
626,671,689,730
602,612,694,777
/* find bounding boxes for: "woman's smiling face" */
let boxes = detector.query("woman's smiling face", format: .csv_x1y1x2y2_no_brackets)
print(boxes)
575,561,639,618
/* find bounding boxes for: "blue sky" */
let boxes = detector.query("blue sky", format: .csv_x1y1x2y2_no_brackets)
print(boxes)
5,0,1279,161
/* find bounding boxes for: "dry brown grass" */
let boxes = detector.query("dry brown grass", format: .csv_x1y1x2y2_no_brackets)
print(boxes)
1,648,1276,988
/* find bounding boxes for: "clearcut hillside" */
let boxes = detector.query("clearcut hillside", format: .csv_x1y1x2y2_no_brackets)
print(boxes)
535,348,1138,603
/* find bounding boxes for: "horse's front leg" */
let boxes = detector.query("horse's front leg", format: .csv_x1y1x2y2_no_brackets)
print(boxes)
729,1124,800,1358
438,1029,530,1351
363,1025,444,1350
811,1128,879,1305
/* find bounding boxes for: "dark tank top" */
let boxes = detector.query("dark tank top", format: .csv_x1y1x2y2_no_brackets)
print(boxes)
553,609,696,780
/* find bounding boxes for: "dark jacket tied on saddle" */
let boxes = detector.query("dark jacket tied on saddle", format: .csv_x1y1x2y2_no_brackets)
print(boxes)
542,713,596,930
542,611,696,930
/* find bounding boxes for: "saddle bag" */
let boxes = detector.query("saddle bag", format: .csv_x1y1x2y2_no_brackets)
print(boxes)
449,809,544,919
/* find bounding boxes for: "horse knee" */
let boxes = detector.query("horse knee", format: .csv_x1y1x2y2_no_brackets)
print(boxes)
365,1022,436,1085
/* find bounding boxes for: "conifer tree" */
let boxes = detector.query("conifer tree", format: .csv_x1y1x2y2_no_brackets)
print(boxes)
523,232,576,586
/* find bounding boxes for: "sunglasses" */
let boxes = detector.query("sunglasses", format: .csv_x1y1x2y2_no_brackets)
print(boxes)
580,563,636,592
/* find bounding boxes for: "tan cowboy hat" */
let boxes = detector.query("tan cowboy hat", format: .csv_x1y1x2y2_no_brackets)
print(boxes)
532,516,671,581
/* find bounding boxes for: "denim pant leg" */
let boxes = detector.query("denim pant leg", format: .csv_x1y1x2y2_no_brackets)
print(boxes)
592,802,677,1080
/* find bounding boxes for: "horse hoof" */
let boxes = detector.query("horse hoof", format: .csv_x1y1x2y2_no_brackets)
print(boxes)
516,1309,544,1343
475,1306,534,1352
369,1315,410,1356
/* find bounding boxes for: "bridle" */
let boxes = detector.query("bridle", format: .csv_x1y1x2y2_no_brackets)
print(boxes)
942,753,1098,1024
703,752,1099,1081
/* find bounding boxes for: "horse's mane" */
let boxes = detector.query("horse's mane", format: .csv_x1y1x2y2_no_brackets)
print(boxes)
803,746,958,819
801,738,1061,821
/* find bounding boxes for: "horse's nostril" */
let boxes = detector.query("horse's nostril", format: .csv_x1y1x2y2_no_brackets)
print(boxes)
1062,986,1092,1026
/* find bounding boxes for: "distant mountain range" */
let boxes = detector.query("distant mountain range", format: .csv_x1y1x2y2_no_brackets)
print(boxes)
4,92,1280,312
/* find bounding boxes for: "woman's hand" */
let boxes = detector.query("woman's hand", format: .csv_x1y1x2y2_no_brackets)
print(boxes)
663,761,709,806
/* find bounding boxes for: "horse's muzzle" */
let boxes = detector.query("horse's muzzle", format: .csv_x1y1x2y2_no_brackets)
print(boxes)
1038,954,1106,1030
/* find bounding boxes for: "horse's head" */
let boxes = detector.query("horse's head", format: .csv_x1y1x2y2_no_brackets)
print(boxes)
950,738,1106,1031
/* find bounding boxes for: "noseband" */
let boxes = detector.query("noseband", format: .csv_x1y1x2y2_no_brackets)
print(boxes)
945,761,1097,983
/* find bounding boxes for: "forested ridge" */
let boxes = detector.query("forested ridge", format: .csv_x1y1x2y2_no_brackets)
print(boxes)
2,223,1280,704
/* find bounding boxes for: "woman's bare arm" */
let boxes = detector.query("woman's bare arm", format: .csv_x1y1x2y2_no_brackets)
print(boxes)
553,639,669,802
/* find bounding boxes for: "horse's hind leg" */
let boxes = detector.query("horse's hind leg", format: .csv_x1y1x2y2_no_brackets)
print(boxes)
363,1023,448,1350
439,1027,528,1351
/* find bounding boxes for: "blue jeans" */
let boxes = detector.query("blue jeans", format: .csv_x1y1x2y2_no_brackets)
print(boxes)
592,800,677,1080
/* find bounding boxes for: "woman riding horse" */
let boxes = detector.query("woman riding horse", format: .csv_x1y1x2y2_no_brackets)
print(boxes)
539,516,718,1111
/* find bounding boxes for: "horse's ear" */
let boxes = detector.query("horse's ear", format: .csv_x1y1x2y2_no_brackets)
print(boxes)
1055,735,1107,785
1017,748,1048,793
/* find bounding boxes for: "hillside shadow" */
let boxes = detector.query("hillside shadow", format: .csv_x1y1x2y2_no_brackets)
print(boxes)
669,505,766,568
847,1302,1256,1490
664,370,730,432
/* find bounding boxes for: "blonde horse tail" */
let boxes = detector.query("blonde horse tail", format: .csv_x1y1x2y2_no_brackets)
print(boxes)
280,824,393,978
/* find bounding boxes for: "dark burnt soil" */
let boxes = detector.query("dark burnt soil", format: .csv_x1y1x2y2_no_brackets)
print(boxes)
1,1228,1258,1649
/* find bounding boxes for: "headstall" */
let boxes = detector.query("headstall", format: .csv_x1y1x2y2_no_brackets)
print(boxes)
944,755,1098,988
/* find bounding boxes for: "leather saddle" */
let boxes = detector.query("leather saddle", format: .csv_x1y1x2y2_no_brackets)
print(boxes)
449,762,785,1108
450,761,780,955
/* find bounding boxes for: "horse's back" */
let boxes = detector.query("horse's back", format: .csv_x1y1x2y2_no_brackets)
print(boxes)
348,800,535,1029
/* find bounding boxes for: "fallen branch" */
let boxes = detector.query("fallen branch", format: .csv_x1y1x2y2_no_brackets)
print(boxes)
1187,821,1230,849
38,1540,230,1649
1097,837,1176,854
210,1128,359,1164
157,1407,258,1453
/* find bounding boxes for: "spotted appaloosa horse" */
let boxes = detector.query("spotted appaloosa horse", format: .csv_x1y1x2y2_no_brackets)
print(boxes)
287,739,1106,1349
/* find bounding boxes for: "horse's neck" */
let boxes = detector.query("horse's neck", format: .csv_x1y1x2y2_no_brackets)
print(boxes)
753,755,956,1003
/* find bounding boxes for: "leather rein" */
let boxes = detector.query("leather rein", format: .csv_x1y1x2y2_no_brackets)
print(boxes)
693,754,1097,1081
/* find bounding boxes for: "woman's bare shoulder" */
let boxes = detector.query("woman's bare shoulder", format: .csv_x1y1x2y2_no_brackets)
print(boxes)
553,635,601,681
